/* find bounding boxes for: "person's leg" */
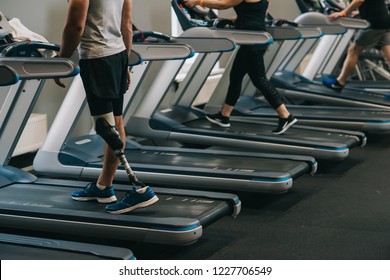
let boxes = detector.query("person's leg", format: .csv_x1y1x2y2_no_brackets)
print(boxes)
105,96,159,215
244,46,296,134
275,104,290,119
220,104,234,118
247,47,291,119
379,30,390,68
72,53,126,203
91,52,128,188
222,46,248,115
381,45,390,66
330,29,382,89
205,47,247,127
97,114,125,187
71,108,119,203
336,43,365,86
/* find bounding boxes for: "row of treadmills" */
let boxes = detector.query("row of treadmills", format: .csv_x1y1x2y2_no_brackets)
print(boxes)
1,0,390,259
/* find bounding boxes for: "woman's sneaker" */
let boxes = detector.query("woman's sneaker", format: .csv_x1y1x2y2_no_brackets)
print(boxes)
71,182,117,203
106,186,159,214
205,112,230,128
272,114,297,135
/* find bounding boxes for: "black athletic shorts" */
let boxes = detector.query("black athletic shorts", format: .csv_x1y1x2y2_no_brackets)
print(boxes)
79,50,129,116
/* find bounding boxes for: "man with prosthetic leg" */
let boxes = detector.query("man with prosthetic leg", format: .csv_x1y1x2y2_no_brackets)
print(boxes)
71,115,159,214
73,116,159,214
56,0,158,214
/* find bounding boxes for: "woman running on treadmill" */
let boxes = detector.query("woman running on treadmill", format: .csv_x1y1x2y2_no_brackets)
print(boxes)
184,0,297,134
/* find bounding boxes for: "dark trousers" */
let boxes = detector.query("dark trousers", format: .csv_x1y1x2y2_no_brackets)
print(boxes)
225,45,285,110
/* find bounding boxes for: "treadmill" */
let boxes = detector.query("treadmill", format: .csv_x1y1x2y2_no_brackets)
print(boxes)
122,0,365,161
268,11,390,109
0,14,135,260
300,0,390,93
0,233,135,260
0,35,240,246
33,29,317,194
205,11,390,133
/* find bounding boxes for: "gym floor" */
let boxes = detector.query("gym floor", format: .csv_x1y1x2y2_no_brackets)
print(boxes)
9,132,390,260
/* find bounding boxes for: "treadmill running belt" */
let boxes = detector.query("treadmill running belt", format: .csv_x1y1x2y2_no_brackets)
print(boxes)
58,134,314,193
184,119,361,149
0,234,134,260
0,179,237,245
0,243,109,259
0,183,229,223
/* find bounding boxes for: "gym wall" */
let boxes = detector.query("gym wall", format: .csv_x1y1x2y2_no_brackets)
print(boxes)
0,0,299,136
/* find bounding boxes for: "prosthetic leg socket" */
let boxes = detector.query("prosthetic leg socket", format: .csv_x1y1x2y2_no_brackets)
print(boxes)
95,118,145,187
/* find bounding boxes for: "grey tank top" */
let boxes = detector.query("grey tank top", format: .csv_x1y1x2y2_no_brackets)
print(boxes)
79,0,126,59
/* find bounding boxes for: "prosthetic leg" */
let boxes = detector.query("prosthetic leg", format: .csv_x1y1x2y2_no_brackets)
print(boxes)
94,115,158,215
95,117,146,187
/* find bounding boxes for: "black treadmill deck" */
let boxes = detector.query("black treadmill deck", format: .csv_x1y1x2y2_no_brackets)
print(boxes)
0,178,239,245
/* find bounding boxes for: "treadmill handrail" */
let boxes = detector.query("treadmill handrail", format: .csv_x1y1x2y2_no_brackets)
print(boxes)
0,41,79,85
294,26,323,39
265,26,303,40
0,56,79,83
295,12,370,32
132,43,195,60
172,0,273,45
2,41,60,56
128,49,143,66
178,26,272,48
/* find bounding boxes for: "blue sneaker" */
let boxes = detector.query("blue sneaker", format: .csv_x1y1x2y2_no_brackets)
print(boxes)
106,186,159,214
71,182,117,203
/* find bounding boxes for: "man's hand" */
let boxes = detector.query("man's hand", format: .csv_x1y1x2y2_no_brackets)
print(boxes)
127,68,131,89
54,78,66,88
184,0,199,8
328,11,343,22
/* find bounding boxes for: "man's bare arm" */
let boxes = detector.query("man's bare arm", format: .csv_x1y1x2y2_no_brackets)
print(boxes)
184,0,244,10
121,0,133,56
59,0,89,58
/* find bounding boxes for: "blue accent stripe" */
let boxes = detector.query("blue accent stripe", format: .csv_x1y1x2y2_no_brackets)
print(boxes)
315,146,348,151
172,50,197,59
251,177,291,183
151,224,201,232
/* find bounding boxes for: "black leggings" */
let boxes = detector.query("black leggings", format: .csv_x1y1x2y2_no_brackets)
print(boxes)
225,45,285,110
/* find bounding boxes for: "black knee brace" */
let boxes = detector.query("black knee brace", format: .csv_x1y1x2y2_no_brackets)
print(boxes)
95,118,123,153
95,118,145,187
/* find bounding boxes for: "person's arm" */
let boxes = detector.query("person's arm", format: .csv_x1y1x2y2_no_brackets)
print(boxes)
328,0,364,21
55,0,88,88
121,0,132,87
184,0,243,10
59,0,89,58
121,0,133,56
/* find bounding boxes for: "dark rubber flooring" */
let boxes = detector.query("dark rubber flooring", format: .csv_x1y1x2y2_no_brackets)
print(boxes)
128,133,390,260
